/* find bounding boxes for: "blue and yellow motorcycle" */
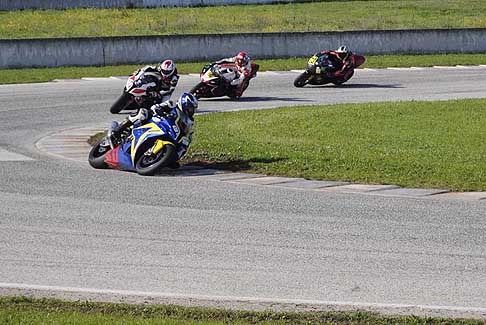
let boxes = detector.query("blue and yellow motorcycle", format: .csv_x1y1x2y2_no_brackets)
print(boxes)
88,115,181,176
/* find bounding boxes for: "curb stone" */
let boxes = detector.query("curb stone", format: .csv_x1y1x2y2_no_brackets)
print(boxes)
35,126,486,201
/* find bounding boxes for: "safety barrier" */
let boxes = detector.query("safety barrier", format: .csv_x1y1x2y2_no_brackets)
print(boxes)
1,29,485,69
0,0,312,10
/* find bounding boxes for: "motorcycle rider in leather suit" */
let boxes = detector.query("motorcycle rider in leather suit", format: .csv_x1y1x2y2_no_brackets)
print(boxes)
213,51,253,97
108,93,198,167
315,46,354,83
132,59,180,102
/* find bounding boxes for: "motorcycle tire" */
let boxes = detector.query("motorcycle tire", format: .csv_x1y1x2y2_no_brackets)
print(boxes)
294,71,310,88
135,141,177,176
332,70,354,86
190,82,208,99
88,138,111,169
110,92,132,114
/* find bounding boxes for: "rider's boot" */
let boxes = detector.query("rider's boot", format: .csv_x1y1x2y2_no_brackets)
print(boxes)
108,118,133,148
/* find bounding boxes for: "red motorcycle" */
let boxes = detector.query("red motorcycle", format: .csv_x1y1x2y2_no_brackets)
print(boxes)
294,52,366,87
190,62,259,99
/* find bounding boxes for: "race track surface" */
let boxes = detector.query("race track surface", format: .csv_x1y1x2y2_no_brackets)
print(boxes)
1,67,486,318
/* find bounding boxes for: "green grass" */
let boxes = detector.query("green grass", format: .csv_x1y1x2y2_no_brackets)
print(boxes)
182,99,486,192
1,0,486,39
1,296,483,324
2,53,486,84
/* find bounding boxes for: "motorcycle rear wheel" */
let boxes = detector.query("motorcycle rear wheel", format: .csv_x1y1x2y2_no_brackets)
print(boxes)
110,92,132,114
294,71,310,88
88,138,111,169
135,141,177,176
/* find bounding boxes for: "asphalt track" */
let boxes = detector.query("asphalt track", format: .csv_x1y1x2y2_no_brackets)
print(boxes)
1,67,486,319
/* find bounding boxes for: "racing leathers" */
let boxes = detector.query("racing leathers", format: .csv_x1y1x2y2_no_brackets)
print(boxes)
214,56,252,97
132,65,179,102
315,50,354,82
108,100,194,164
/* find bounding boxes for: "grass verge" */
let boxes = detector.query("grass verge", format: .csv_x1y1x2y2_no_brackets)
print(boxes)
90,99,486,191
0,296,483,324
1,53,486,84
183,99,486,192
1,0,486,38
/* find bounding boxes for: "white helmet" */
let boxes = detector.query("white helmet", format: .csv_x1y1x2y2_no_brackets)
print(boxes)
159,59,176,77
336,46,350,60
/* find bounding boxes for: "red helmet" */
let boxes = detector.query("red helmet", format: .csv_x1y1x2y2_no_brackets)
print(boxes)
235,51,250,67
159,59,176,77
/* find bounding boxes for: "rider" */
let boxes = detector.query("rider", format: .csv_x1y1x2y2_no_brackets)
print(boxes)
132,59,180,102
214,51,253,97
108,92,198,167
314,46,354,82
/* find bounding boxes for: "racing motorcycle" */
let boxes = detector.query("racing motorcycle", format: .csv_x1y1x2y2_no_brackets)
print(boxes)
294,53,366,87
88,114,183,176
190,62,259,99
109,69,162,114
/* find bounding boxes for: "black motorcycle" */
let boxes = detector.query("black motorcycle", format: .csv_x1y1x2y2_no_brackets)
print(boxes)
294,53,366,87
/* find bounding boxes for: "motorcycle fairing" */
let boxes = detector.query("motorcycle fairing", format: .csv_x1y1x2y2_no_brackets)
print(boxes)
131,122,166,165
125,71,157,97
104,145,132,170
103,117,178,171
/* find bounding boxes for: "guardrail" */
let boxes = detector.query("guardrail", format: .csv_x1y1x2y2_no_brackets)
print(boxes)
1,29,485,69
0,0,312,10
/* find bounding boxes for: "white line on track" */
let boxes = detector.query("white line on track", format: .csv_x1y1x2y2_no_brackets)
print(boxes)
433,65,458,69
259,71,281,75
0,148,34,161
81,77,119,81
1,283,485,319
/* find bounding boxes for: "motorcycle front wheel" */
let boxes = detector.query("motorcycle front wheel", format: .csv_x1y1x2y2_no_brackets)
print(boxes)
135,141,177,176
190,82,209,99
88,137,111,169
294,71,311,88
110,92,132,114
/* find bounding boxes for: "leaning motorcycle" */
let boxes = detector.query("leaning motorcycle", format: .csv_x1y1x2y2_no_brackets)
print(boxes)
294,53,366,87
190,63,259,99
88,114,182,176
109,70,162,114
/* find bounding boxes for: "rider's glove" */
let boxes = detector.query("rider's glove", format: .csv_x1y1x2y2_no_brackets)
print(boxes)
150,100,174,116
149,91,162,99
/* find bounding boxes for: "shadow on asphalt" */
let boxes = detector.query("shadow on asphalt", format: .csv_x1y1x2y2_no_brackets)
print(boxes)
156,157,287,177
308,83,403,89
338,83,404,89
186,157,286,171
198,96,312,103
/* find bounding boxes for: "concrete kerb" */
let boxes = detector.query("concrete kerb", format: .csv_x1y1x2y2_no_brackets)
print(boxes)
3,28,486,69
34,124,486,202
